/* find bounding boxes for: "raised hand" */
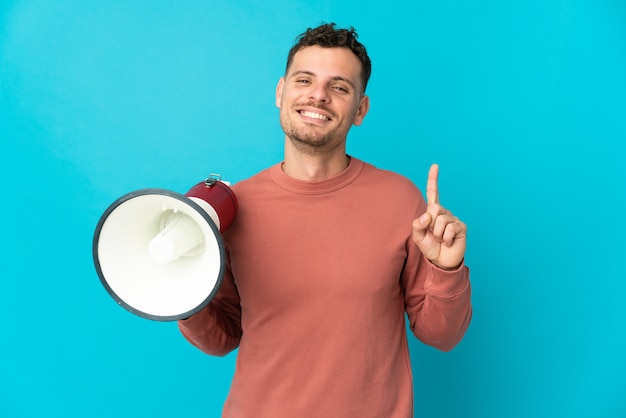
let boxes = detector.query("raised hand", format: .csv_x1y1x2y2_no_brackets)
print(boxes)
412,164,467,270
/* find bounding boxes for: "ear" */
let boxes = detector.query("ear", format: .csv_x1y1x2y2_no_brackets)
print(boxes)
275,77,285,108
353,95,370,126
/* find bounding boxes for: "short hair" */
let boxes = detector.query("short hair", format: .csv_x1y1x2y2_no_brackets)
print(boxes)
285,23,372,93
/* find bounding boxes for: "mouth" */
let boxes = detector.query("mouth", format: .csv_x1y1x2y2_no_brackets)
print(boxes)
297,109,331,121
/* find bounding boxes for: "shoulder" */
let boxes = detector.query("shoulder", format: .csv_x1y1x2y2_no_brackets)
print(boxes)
359,160,423,197
350,159,427,217
230,165,277,195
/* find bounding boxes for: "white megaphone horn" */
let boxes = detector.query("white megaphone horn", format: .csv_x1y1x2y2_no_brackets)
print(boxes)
92,174,237,321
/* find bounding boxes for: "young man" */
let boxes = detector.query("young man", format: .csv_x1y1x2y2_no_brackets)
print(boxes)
179,23,472,418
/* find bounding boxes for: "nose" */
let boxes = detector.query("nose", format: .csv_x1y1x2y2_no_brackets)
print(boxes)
309,83,330,103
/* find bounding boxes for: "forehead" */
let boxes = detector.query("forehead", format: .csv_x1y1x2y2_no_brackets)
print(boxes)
288,46,362,85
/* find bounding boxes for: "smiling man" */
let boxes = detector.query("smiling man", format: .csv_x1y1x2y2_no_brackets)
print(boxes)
277,45,369,178
179,23,472,418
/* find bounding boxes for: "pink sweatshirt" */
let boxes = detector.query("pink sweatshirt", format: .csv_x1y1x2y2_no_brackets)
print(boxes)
179,158,472,418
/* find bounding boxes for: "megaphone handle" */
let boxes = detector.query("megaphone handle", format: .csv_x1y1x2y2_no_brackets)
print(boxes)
204,173,222,187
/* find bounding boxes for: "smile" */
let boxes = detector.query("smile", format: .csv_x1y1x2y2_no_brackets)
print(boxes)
299,110,330,121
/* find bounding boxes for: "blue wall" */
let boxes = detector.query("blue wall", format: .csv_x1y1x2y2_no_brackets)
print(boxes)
1,1,625,417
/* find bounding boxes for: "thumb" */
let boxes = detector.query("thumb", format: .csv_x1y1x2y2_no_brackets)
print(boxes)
412,212,431,243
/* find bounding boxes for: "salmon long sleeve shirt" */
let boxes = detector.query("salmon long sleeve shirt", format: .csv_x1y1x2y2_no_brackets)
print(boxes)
179,158,472,418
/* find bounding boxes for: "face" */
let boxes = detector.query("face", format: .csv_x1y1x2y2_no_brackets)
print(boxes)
276,45,370,155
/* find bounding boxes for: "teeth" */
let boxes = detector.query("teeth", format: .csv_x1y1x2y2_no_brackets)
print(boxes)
300,110,329,120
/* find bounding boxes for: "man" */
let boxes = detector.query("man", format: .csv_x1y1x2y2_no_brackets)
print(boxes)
179,23,472,418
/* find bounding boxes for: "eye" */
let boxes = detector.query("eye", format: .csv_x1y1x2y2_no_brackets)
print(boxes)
332,85,349,93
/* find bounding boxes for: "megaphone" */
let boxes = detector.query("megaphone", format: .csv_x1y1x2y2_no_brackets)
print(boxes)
93,174,237,321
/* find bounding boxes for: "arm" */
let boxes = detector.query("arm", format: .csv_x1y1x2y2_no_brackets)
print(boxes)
402,243,472,351
178,266,242,356
404,164,472,351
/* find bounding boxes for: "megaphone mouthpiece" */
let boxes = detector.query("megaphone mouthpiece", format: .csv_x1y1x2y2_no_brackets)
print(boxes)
148,211,206,264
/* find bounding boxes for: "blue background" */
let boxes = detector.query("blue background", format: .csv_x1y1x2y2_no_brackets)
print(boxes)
1,1,625,417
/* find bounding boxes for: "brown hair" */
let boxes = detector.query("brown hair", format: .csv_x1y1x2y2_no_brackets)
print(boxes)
285,23,372,93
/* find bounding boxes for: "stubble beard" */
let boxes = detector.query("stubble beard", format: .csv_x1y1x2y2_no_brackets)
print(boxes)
279,105,349,156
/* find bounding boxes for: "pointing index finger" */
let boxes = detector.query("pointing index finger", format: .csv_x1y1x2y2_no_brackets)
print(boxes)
426,163,439,205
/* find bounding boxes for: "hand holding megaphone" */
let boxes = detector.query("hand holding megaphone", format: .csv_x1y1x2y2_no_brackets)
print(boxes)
93,174,237,321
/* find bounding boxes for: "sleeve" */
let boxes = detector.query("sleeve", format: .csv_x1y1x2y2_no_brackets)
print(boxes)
401,200,472,352
177,260,243,357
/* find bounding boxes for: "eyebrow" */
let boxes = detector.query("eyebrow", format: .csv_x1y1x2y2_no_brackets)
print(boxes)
290,70,357,90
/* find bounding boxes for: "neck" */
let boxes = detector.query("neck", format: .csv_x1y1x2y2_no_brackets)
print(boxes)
282,143,350,181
